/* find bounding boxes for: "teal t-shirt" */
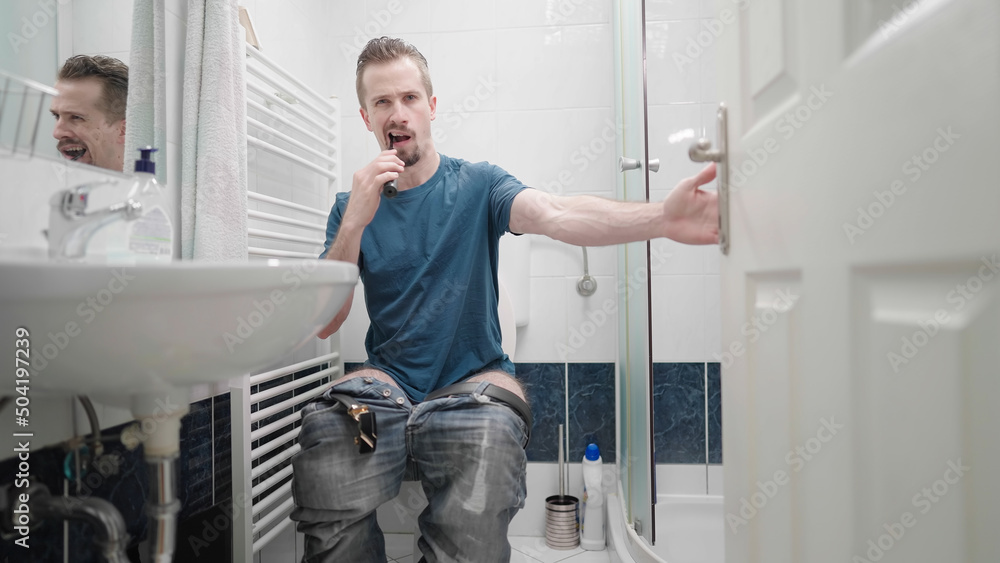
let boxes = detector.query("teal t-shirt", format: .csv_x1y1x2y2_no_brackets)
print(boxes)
321,154,529,401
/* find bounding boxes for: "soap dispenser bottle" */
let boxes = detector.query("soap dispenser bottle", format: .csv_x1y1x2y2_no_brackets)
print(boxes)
125,147,174,262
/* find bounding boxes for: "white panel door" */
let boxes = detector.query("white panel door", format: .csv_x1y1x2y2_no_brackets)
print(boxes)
713,1,999,562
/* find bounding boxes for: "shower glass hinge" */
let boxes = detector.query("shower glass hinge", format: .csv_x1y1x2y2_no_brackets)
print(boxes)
633,519,642,535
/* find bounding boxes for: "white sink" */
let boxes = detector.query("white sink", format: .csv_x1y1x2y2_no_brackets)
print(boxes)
1,258,358,396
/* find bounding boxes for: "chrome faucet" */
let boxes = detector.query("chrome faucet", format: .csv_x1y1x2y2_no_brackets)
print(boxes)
47,181,142,260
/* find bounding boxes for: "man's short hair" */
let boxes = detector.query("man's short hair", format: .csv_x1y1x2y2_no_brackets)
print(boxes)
356,37,433,108
57,55,129,124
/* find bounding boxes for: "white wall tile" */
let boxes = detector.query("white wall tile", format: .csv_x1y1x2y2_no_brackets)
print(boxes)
495,0,610,28
651,274,706,362
72,0,116,54
495,107,617,198
495,109,570,189
365,0,433,36
561,24,613,109
699,18,719,103
562,276,617,362
646,103,705,198
428,31,498,113
512,277,567,363
645,20,702,105
495,27,564,111
704,273,721,357
647,0,703,22
527,235,569,278
434,110,498,166
655,463,708,495
576,242,616,278
338,281,369,362
707,463,724,496
430,0,495,32
650,237,704,276
704,241,720,274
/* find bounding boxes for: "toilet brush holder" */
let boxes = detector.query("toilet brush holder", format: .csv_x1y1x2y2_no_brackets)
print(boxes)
545,424,579,550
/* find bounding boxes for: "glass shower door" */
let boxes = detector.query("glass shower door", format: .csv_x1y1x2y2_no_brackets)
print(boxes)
612,0,655,546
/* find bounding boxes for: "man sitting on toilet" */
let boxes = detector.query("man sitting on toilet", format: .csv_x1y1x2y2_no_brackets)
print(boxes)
292,36,719,563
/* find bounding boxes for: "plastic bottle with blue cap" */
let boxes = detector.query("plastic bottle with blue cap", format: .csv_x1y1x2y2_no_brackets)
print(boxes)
124,147,173,263
580,442,605,550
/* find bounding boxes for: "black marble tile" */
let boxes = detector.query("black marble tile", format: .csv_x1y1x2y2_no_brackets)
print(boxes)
514,363,566,462
0,390,240,562
707,363,722,464
652,363,706,464
567,363,616,463
213,393,232,506
0,443,72,562
178,398,215,520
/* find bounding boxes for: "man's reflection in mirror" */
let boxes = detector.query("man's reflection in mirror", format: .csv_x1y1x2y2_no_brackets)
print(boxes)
50,55,128,171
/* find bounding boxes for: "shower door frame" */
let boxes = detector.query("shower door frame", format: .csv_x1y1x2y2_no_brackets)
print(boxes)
613,0,656,547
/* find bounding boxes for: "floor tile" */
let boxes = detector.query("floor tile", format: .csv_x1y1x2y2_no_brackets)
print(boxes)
510,535,586,563
385,533,413,560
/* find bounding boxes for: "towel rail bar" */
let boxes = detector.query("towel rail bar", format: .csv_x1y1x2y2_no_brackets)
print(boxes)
248,137,337,180
247,99,333,149
246,46,337,115
247,81,334,137
248,192,329,217
251,352,340,384
247,209,324,231
245,66,336,129
248,116,337,166
248,228,323,246
237,39,341,560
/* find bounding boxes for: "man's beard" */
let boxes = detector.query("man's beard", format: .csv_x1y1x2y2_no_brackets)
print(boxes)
400,145,421,167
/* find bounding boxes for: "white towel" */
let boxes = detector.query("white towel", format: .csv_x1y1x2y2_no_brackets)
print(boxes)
124,0,167,183
179,0,248,261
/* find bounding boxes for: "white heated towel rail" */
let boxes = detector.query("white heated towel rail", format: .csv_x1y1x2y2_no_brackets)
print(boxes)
231,42,343,561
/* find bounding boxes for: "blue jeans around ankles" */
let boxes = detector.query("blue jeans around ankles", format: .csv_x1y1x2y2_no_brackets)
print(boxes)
291,377,529,563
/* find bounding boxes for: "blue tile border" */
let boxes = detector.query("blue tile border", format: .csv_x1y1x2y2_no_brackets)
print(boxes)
514,363,566,462
567,363,616,463
707,363,722,464
652,363,707,464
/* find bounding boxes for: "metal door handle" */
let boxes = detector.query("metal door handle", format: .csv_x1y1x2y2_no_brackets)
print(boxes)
687,103,729,255
619,157,640,171
619,157,661,172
